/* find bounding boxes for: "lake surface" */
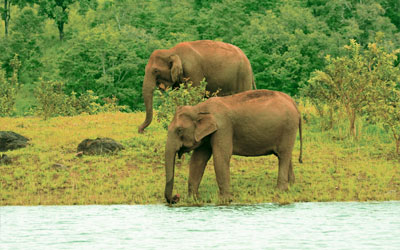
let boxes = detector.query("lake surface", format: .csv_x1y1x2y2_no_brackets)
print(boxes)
1,202,400,249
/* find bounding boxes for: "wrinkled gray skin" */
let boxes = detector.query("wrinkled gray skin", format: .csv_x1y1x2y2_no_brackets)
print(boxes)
164,89,303,204
139,40,255,133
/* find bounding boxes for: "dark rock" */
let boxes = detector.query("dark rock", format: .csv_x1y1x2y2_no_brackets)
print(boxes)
0,131,29,152
0,154,12,165
77,137,124,155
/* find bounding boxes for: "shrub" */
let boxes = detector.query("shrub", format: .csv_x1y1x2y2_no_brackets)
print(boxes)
0,55,20,117
35,80,126,119
303,37,400,154
155,79,218,129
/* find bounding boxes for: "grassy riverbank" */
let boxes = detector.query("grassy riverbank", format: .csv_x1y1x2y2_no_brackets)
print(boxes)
1,109,399,206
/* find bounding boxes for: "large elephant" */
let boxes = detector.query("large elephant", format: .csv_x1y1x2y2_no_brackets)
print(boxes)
164,89,303,204
138,40,255,133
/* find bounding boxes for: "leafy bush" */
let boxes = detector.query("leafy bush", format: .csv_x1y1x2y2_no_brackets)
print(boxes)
0,55,20,117
303,37,400,154
155,79,218,129
35,80,126,119
362,41,400,155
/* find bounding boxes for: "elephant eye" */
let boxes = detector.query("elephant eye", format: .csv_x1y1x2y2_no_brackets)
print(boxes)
176,127,183,135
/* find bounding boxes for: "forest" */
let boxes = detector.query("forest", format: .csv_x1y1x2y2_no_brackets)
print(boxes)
1,0,399,110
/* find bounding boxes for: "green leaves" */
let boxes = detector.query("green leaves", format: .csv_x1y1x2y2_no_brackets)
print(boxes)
58,24,155,110
155,80,215,130
37,0,97,40
34,79,126,119
1,0,399,117
303,38,400,154
0,54,20,116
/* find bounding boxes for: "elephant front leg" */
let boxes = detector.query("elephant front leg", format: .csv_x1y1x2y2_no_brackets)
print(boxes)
212,136,233,203
188,146,212,200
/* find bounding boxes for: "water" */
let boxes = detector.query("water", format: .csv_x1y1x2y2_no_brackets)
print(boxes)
1,202,400,250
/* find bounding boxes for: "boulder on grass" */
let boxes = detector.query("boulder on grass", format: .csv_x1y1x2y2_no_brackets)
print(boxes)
0,131,29,152
77,137,124,156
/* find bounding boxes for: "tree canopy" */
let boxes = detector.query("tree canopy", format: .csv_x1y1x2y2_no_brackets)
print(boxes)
0,0,399,110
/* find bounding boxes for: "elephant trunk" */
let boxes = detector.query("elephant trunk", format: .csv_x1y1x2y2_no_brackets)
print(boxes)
164,136,178,204
138,74,156,133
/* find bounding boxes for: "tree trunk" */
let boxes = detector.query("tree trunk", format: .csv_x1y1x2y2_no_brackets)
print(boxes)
58,21,64,41
349,109,357,138
3,0,9,37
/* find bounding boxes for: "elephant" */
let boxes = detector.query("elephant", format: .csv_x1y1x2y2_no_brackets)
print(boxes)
164,89,303,204
138,40,255,133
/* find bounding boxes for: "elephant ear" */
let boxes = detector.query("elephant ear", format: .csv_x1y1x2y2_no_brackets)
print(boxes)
195,112,217,142
169,55,183,83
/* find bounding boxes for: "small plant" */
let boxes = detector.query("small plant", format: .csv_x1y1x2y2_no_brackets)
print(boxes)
0,54,20,117
35,79,127,119
155,79,218,129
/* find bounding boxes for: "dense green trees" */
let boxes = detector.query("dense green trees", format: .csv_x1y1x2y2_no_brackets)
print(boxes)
0,0,399,112
37,0,98,40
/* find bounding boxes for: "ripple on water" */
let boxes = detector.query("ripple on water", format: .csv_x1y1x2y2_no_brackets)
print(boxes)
1,202,400,250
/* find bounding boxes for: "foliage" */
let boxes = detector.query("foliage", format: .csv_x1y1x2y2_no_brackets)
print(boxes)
0,0,35,37
156,79,217,129
234,4,332,95
0,7,44,83
0,0,399,114
304,37,400,154
305,40,370,138
306,0,400,47
37,0,97,40
362,41,400,154
34,79,125,119
0,54,20,116
58,24,154,110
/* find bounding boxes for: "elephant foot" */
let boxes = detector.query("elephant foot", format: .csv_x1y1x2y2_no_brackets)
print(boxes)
218,192,232,204
277,181,289,191
188,192,200,202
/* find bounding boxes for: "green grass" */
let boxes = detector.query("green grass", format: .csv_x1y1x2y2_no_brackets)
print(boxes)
0,109,399,206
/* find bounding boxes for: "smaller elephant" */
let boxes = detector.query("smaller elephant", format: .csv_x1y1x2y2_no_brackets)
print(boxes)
164,89,303,204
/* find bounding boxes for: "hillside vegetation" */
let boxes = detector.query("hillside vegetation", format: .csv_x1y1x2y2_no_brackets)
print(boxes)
1,0,400,112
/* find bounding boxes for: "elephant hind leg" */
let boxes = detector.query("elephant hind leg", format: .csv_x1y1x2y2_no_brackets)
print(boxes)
288,159,295,184
277,152,292,191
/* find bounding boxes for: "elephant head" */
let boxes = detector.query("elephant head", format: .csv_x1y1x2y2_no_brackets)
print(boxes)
139,50,184,133
164,106,217,203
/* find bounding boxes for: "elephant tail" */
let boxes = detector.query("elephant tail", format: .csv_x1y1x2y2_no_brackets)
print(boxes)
298,115,303,163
